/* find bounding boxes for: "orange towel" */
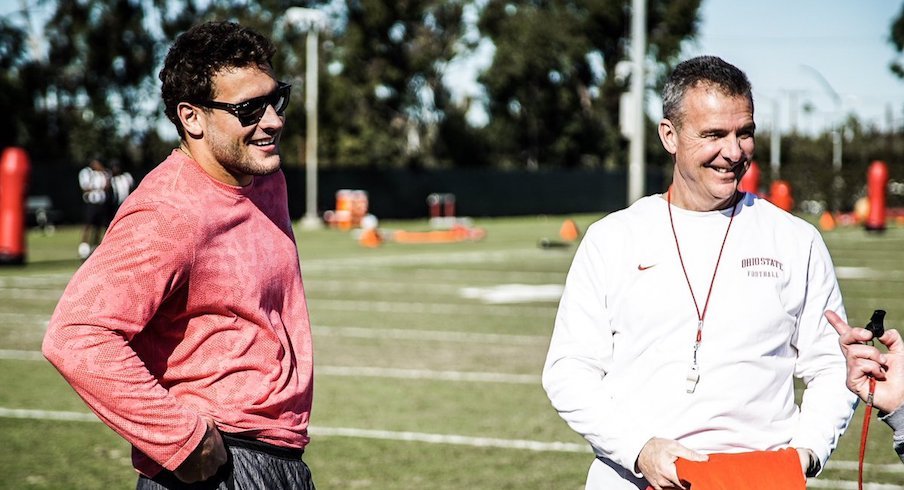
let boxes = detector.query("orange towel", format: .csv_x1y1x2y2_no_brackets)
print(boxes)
646,448,805,490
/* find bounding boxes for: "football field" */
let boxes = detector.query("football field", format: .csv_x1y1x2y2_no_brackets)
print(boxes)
1,214,903,489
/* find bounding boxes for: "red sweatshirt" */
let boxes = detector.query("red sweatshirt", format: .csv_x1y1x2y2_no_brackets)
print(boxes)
43,150,313,476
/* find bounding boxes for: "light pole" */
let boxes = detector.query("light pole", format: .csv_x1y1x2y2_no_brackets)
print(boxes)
770,96,781,180
285,7,328,230
627,0,646,206
755,91,783,182
800,64,843,210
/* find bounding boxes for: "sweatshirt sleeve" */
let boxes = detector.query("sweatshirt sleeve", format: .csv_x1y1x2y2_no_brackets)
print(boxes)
879,406,904,464
542,223,652,475
789,231,858,472
42,202,206,472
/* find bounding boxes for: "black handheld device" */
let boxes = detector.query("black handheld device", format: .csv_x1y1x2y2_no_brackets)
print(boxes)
865,309,886,339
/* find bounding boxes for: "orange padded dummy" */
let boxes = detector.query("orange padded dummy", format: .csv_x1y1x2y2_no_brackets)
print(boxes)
647,448,805,490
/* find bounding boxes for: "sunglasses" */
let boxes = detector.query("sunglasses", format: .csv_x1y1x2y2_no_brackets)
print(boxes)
194,82,291,126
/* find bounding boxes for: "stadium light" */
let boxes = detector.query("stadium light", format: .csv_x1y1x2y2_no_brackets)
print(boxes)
285,7,328,230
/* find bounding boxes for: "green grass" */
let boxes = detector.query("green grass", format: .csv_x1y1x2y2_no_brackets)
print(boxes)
1,215,902,489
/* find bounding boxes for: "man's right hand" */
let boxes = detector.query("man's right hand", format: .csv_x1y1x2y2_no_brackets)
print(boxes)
636,437,708,490
173,418,228,483
826,310,904,413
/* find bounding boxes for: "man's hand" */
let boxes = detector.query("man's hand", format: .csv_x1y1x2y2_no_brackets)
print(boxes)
173,418,228,483
636,437,708,490
826,310,904,413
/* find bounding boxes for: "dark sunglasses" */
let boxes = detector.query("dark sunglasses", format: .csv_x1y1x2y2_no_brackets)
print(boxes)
194,82,291,126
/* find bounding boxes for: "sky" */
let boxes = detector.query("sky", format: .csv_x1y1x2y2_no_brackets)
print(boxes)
680,0,904,134
2,0,902,135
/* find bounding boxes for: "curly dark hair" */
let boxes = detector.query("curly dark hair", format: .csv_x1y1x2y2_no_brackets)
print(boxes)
662,56,753,129
160,21,276,138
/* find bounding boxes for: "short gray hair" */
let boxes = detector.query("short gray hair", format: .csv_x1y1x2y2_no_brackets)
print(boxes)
662,56,753,128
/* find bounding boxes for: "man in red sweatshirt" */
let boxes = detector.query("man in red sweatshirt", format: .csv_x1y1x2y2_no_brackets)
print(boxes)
43,21,315,489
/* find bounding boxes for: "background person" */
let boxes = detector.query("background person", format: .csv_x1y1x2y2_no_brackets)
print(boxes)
107,160,135,219
542,55,857,490
77,158,110,258
43,21,315,489
826,310,904,463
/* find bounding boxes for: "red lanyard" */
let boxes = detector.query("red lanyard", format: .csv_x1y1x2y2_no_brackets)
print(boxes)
858,374,878,490
667,189,739,393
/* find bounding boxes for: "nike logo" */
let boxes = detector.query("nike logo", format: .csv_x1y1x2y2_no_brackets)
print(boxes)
637,264,656,271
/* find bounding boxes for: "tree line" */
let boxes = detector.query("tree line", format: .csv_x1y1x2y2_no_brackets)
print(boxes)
1,0,700,171
1,0,903,213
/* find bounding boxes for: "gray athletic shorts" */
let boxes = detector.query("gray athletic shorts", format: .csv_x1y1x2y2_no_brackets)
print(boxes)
136,435,315,490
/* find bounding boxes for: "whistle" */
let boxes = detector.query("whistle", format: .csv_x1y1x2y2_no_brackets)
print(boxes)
865,309,885,339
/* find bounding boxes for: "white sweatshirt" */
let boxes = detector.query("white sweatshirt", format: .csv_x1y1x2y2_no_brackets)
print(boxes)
543,193,858,489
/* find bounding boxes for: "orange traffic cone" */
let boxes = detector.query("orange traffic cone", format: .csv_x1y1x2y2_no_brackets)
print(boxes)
359,228,382,248
818,211,836,231
560,219,580,241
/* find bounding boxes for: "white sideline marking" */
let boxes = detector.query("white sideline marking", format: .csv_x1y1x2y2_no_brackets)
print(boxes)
459,284,563,304
0,406,901,487
317,366,536,384
312,325,548,345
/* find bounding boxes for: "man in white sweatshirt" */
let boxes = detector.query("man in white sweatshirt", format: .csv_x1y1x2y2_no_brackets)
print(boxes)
542,56,857,490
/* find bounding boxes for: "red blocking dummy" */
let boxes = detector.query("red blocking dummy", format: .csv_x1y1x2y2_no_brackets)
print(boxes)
865,160,888,232
737,160,761,195
0,147,30,264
